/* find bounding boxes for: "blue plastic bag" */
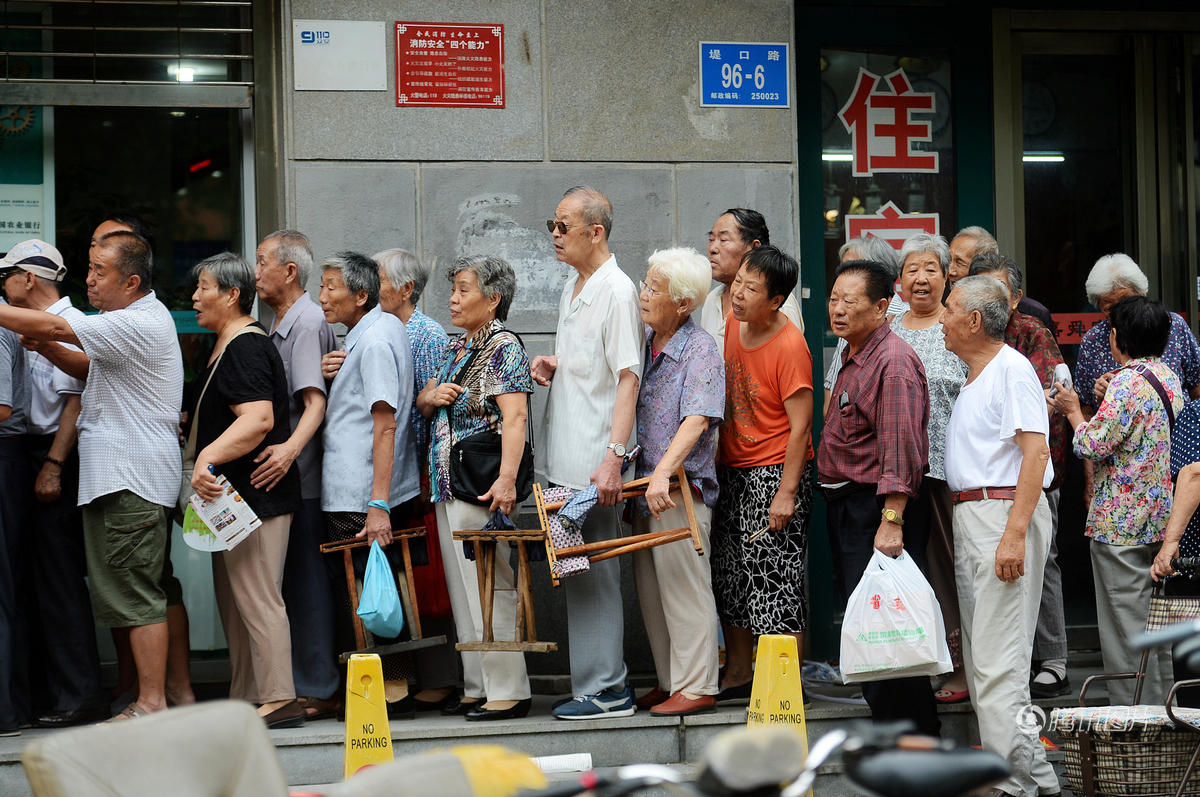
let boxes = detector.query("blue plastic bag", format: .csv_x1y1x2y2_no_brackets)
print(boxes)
357,540,405,638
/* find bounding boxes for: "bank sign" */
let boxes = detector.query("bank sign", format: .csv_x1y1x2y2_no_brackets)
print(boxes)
699,42,790,108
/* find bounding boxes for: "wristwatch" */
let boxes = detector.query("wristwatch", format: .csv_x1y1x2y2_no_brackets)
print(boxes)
607,442,627,458
881,508,904,526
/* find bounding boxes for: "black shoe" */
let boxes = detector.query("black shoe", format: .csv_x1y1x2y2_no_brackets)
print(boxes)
1029,669,1070,699
440,696,483,716
386,695,415,720
413,691,458,712
716,680,753,705
262,700,306,730
34,707,110,728
465,698,532,722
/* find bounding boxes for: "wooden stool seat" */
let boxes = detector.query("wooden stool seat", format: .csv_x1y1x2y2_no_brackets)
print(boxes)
450,525,558,654
319,527,447,663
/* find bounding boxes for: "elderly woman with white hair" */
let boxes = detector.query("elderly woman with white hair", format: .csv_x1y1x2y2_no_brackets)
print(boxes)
1075,253,1200,417
890,232,969,703
823,234,906,416
628,247,725,717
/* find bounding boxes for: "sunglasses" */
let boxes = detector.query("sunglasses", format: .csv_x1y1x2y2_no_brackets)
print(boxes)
545,219,587,235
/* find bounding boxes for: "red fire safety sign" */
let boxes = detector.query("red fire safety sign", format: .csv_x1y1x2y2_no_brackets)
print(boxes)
395,22,505,108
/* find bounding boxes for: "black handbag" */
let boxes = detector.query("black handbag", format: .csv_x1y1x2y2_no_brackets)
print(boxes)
447,329,535,506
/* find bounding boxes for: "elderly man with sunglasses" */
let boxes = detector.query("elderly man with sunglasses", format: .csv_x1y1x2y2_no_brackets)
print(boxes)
531,186,643,719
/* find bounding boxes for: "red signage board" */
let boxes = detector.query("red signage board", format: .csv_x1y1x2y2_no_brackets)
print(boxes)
845,201,940,250
394,22,504,108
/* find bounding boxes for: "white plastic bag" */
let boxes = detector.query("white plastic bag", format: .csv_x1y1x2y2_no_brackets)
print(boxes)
840,549,952,683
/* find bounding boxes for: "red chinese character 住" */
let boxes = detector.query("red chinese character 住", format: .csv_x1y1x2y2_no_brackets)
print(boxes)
870,594,881,610
838,67,938,177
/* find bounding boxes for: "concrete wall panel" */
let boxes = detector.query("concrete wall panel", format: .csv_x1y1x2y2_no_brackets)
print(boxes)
676,166,798,260
546,0,794,162
418,166,674,334
289,1,543,161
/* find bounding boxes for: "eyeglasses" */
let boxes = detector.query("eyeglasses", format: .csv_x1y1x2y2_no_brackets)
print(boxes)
546,219,585,235
639,280,666,298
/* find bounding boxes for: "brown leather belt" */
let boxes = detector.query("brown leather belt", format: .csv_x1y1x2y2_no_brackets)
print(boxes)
952,486,1017,503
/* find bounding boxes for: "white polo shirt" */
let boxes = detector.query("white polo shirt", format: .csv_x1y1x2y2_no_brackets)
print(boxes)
698,284,804,347
26,297,86,436
544,255,643,490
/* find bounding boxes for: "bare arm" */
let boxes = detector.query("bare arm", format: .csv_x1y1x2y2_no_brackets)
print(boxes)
1153,462,1200,580
191,400,275,500
0,405,9,423
35,393,81,502
768,389,813,532
644,414,709,519
0,304,79,347
477,392,528,516
21,339,89,381
360,401,397,546
590,368,639,506
249,387,326,491
995,430,1050,583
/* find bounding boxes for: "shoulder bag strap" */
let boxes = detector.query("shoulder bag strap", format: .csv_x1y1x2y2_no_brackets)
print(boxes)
1131,363,1176,432
446,328,535,454
182,323,268,462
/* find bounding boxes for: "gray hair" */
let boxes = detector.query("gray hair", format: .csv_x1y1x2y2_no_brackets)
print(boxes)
563,185,613,239
321,251,379,311
447,254,517,322
968,251,1022,294
1085,253,1148,307
646,246,710,310
899,233,950,276
192,251,255,315
954,226,999,256
839,234,901,275
954,275,1011,340
261,229,314,286
374,248,432,304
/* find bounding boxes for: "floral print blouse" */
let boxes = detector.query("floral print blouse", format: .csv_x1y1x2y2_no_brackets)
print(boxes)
1073,358,1184,545
889,314,967,481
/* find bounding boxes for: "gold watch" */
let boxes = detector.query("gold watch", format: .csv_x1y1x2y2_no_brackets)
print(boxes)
881,508,904,526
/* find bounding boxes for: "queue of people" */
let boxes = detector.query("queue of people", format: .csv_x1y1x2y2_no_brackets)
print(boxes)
2,187,1200,792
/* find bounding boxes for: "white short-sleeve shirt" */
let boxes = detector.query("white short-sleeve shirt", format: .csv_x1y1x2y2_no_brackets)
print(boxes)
26,297,86,435
944,344,1053,492
545,255,644,489
71,291,184,507
698,284,803,347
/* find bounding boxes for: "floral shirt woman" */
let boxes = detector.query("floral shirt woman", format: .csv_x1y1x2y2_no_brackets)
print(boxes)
1073,358,1184,545
427,319,533,503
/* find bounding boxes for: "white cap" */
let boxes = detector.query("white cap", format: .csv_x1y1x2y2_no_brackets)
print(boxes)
1,239,67,282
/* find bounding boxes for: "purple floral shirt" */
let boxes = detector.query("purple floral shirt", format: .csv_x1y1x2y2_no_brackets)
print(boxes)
634,318,725,508
1074,313,1200,409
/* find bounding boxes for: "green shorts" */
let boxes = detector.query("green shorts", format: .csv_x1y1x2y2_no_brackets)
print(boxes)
81,490,171,627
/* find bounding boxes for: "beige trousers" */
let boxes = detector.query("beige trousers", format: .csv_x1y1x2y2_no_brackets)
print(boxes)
436,500,531,701
633,496,719,696
954,496,1057,797
212,513,295,704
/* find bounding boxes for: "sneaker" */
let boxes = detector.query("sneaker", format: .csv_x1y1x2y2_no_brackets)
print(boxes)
552,684,636,720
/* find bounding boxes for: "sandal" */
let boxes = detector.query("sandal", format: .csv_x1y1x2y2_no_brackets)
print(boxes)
296,695,340,721
106,702,153,723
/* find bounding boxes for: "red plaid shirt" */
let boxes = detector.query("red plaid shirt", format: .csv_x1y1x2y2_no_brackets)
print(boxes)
818,322,929,497
1004,310,1068,491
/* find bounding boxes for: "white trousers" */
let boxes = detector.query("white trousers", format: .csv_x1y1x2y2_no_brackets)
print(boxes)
435,500,531,701
633,497,719,696
954,496,1057,797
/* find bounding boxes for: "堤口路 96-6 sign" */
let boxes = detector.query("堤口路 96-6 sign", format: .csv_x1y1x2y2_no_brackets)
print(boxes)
698,42,790,108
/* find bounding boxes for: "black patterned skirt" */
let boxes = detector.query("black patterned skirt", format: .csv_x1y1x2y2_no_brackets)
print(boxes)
711,460,814,634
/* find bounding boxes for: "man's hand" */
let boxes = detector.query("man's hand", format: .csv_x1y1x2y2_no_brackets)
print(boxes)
1094,369,1118,403
644,471,675,519
357,505,393,546
767,487,797,532
35,463,62,502
995,529,1026,582
530,355,557,386
250,443,298,491
18,334,44,353
322,350,347,381
873,519,903,557
590,454,623,506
